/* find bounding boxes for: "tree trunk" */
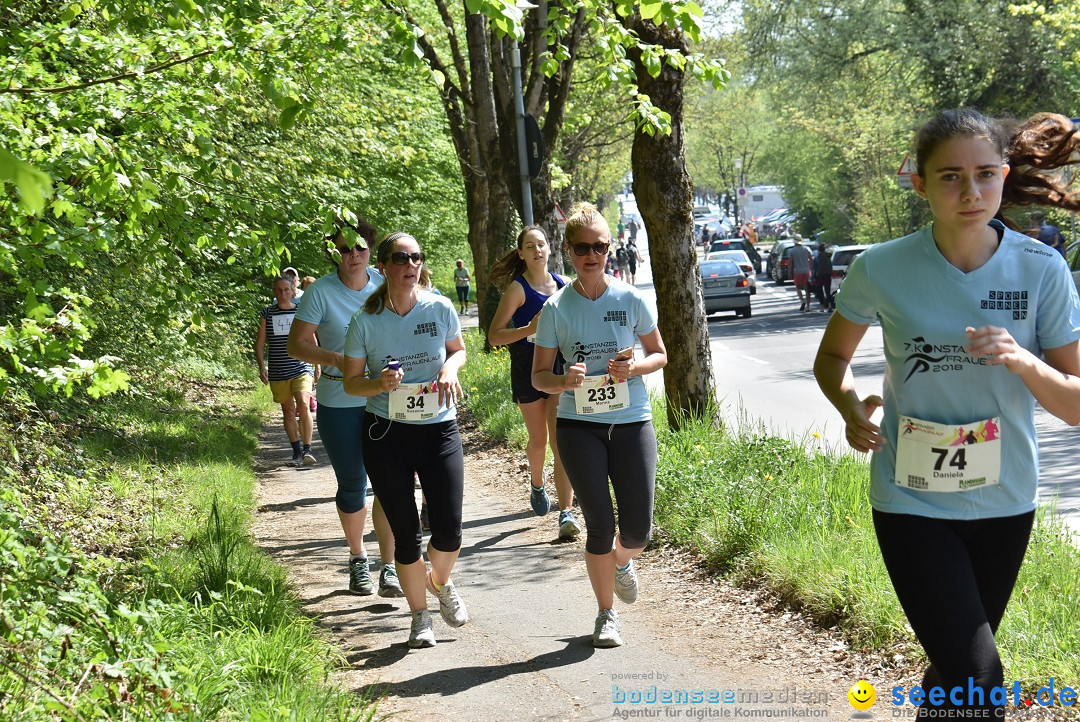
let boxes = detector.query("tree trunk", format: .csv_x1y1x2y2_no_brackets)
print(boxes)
626,18,717,428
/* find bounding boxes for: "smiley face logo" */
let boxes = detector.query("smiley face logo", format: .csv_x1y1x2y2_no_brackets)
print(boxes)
848,680,876,710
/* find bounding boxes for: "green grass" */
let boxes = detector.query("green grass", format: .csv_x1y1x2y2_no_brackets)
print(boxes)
0,364,373,720
459,328,1080,687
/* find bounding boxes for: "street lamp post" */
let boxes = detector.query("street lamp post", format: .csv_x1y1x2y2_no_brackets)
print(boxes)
733,157,742,227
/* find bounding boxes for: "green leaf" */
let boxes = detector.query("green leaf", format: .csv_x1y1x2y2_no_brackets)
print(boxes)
279,104,303,130
639,0,663,20
0,149,54,215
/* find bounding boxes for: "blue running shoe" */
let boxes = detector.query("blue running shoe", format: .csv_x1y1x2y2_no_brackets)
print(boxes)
530,484,550,516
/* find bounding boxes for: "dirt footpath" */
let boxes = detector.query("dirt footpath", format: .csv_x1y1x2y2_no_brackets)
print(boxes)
251,409,922,721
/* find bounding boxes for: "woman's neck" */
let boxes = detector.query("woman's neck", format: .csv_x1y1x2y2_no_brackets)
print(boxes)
574,273,607,301
523,264,549,286
387,287,418,316
931,222,1000,273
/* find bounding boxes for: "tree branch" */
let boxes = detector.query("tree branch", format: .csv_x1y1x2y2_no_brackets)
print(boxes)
0,49,217,95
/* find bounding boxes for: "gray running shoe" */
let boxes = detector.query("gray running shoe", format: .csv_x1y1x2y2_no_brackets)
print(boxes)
530,484,551,516
291,452,304,468
348,556,374,595
426,574,468,627
408,609,436,648
302,449,316,466
558,510,581,539
592,608,623,648
379,565,405,598
614,559,639,604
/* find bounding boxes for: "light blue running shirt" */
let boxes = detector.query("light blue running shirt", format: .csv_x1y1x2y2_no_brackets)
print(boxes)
534,277,658,423
836,222,1080,520
294,268,384,408
344,291,462,424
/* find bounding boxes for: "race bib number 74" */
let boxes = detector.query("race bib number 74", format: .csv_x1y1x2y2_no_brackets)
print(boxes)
894,415,1001,493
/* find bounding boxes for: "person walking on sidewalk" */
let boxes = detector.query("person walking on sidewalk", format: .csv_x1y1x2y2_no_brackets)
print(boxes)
287,219,401,599
532,202,668,649
811,242,834,312
256,276,316,467
488,225,580,539
343,232,469,649
453,259,471,314
790,234,814,311
815,108,1080,722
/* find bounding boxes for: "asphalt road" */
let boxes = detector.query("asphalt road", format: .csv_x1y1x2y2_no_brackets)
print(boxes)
632,238,1080,536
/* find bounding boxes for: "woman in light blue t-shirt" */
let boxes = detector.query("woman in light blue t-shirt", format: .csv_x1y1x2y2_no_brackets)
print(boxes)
532,202,668,649
815,109,1080,720
287,220,399,600
342,232,469,650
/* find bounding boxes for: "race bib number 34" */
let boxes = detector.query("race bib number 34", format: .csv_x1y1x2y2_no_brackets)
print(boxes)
389,382,440,421
894,415,1001,493
574,375,629,415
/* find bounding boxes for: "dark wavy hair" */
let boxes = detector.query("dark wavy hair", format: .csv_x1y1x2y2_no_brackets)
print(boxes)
914,109,1080,227
489,225,547,291
324,216,378,266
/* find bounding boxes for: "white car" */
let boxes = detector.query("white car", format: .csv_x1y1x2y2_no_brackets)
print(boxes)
830,244,872,281
705,249,756,294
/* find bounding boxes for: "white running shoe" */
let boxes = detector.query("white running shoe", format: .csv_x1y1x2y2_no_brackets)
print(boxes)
427,574,469,627
614,560,639,604
592,608,623,648
408,609,436,648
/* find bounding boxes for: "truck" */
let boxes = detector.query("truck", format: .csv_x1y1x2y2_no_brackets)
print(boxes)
739,185,785,223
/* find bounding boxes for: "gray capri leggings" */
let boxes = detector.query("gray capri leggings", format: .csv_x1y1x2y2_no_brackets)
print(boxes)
556,418,657,555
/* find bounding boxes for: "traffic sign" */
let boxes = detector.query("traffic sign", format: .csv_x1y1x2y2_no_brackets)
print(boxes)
553,202,567,228
896,154,916,189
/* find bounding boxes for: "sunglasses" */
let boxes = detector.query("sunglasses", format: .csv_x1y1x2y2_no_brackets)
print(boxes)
335,244,367,255
571,242,610,257
389,251,425,265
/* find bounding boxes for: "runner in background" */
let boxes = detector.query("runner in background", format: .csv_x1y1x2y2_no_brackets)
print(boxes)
343,232,469,649
815,109,1080,721
488,225,580,539
453,259,471,314
532,202,668,648
256,276,315,467
287,219,401,599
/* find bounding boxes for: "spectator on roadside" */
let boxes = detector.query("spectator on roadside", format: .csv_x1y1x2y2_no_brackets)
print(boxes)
628,217,639,243
287,219,400,600
1029,211,1066,258
790,234,814,312
811,242,834,312
617,218,626,241
532,201,667,649
814,108,1080,722
626,239,643,285
453,259,471,314
256,277,315,467
616,242,631,280
300,275,316,292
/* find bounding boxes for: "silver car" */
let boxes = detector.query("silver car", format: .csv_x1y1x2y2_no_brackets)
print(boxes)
701,258,752,318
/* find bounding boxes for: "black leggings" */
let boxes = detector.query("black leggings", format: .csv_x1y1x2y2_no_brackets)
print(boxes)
873,509,1035,721
556,419,657,555
362,413,465,565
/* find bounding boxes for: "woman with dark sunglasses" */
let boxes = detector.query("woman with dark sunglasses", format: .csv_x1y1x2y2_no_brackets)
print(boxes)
287,219,400,599
487,225,580,539
342,232,469,649
531,202,667,648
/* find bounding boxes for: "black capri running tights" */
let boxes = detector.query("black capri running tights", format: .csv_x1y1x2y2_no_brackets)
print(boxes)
556,419,657,555
873,509,1035,721
362,413,465,565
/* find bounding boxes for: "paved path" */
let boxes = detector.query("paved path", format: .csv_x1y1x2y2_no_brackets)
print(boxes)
251,417,873,721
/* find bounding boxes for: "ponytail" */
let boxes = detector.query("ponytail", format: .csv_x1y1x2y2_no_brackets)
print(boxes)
489,225,547,291
1002,113,1080,213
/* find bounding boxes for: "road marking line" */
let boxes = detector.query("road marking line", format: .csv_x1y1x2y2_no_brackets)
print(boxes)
739,355,769,365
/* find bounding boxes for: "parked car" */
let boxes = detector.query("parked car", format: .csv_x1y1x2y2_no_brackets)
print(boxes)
706,249,756,294
766,239,795,283
831,244,872,281
700,258,752,318
708,238,763,273
1067,241,1080,295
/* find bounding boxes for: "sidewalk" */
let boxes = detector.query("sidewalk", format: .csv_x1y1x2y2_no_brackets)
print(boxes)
251,412,884,720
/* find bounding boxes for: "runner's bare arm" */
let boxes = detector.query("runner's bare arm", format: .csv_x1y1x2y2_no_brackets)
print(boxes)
814,313,884,452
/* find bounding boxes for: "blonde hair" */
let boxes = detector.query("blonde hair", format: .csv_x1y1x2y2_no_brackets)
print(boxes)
565,202,610,244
